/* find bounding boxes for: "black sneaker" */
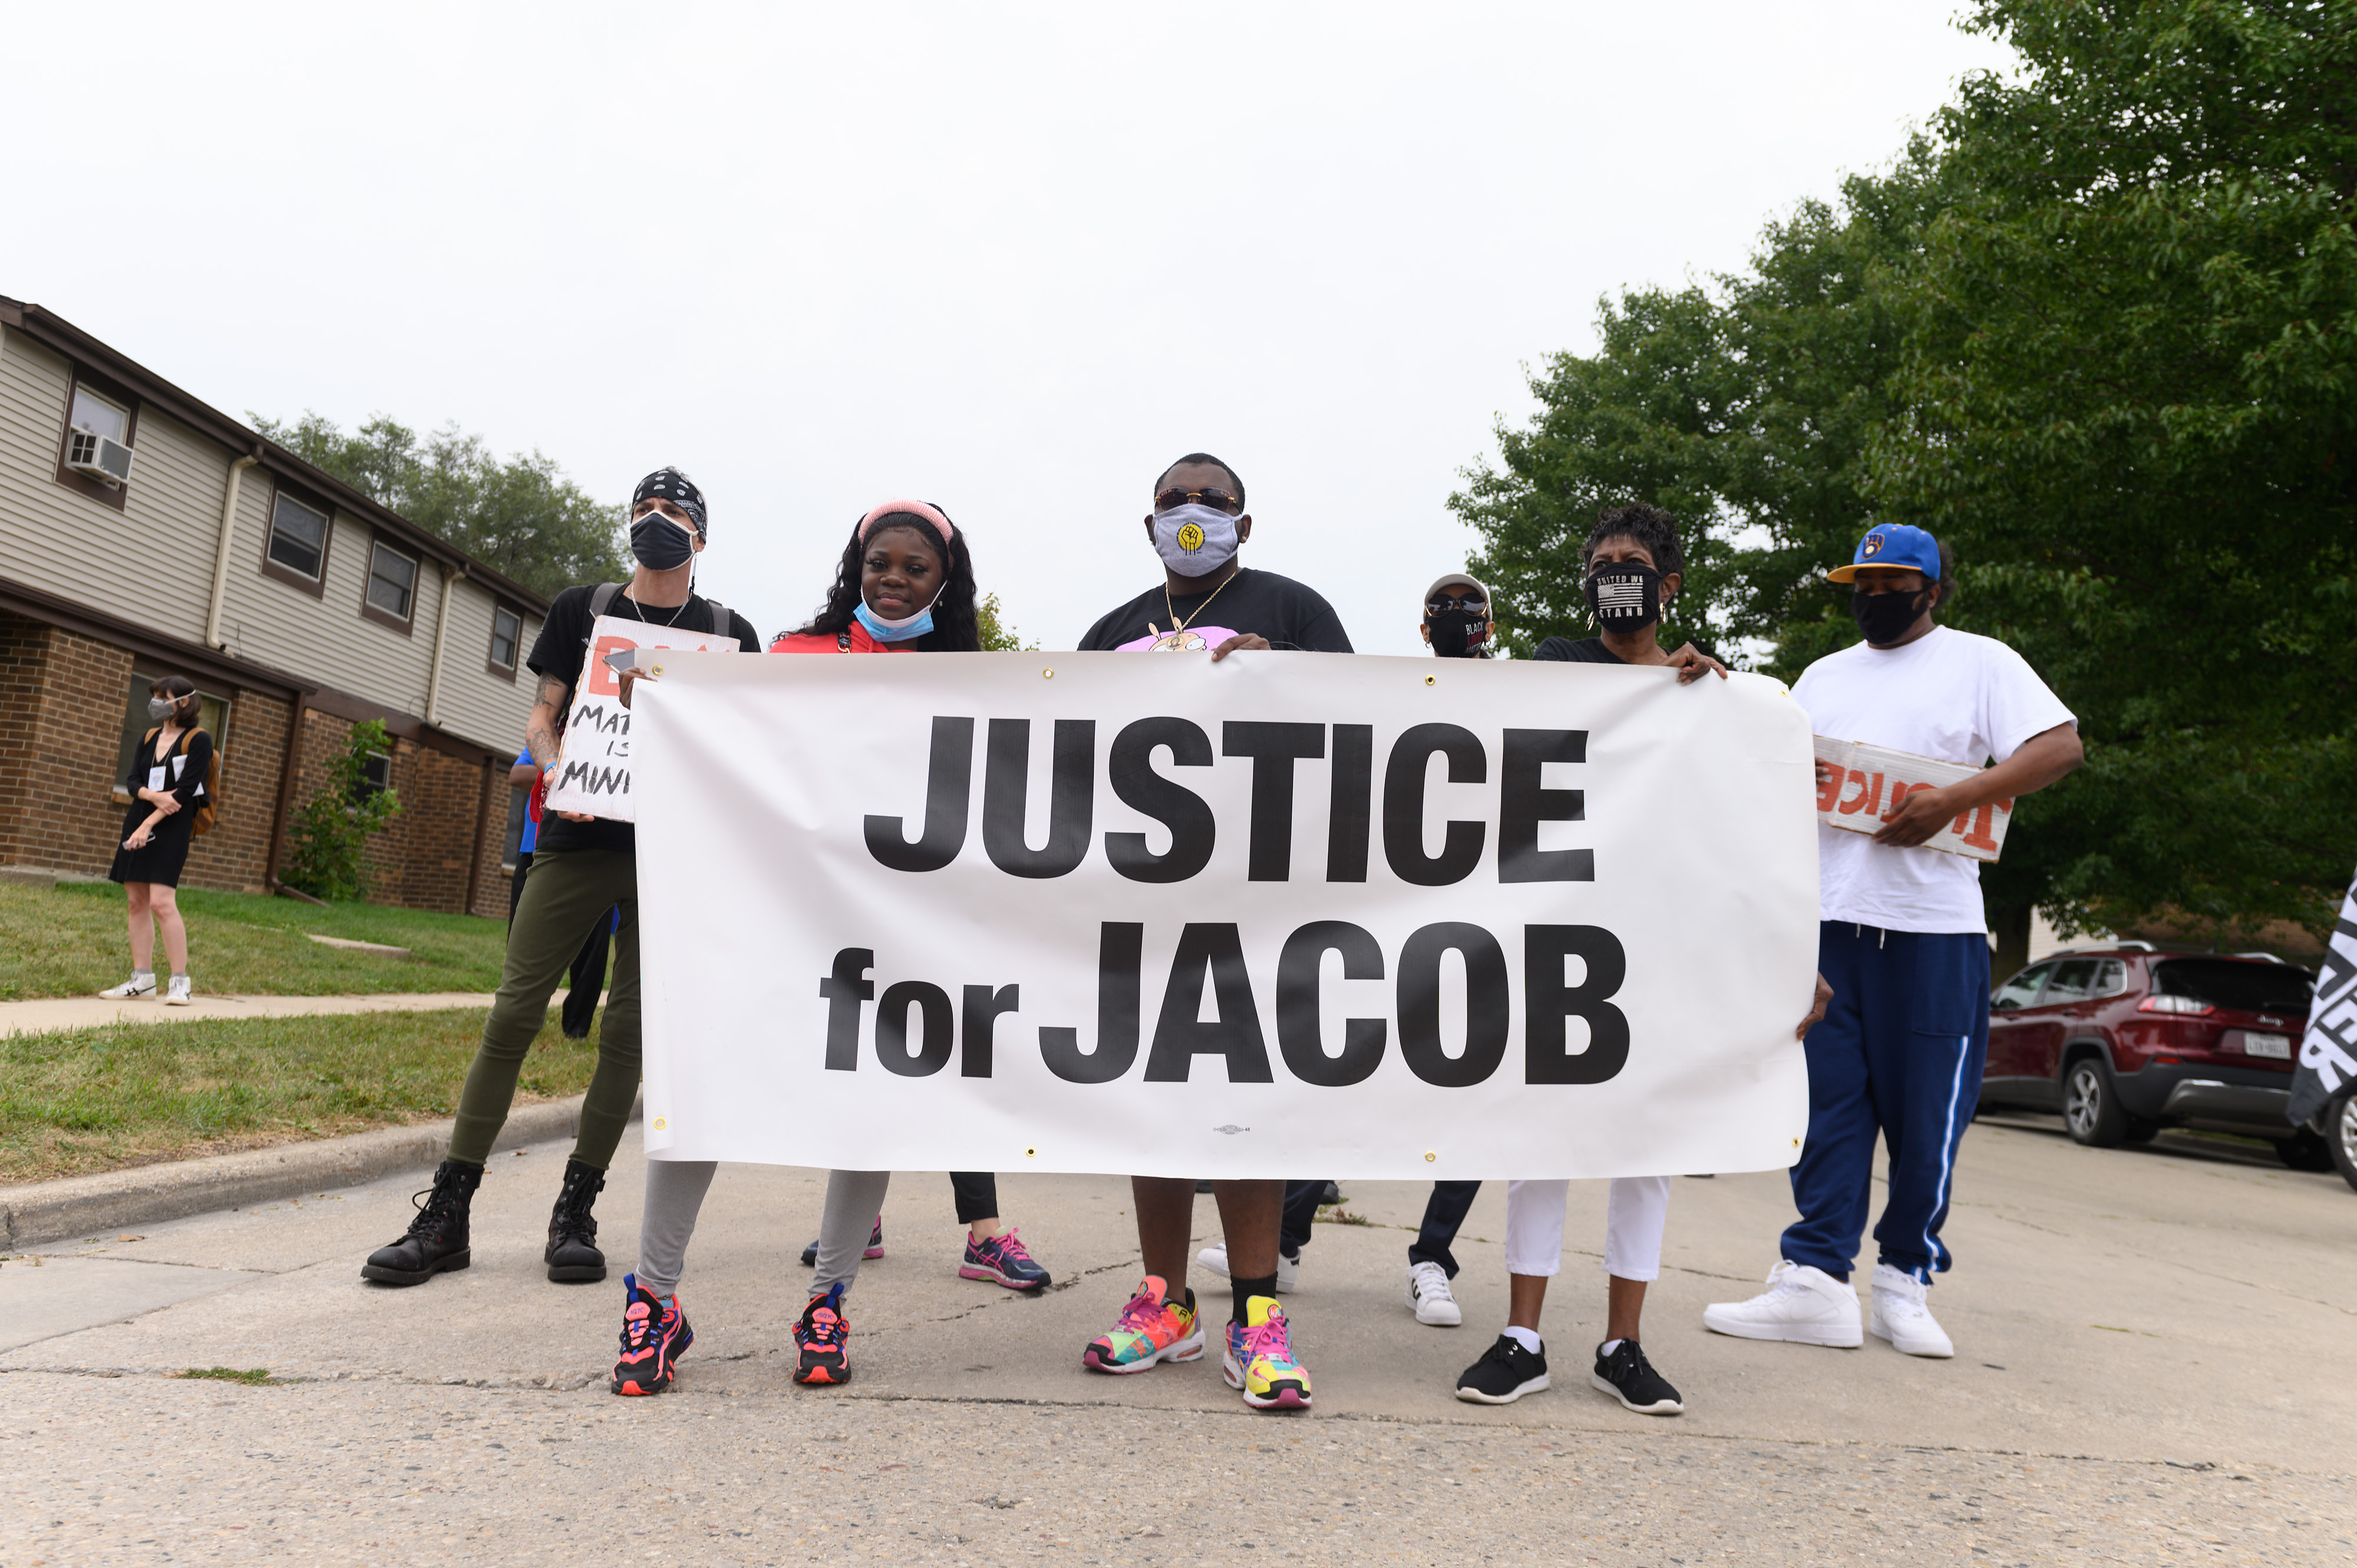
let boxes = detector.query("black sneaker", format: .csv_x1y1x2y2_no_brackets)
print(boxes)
544,1158,608,1283
1454,1333,1550,1405
361,1160,483,1286
1590,1338,1683,1415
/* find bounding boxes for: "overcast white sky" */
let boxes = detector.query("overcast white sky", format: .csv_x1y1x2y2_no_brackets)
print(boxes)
7,3,2010,655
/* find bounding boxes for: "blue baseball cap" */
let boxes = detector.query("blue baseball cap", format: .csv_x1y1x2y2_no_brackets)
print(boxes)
1827,523,1941,583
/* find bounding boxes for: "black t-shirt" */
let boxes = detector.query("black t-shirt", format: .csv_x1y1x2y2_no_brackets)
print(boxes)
529,585,762,856
1077,568,1353,653
1532,636,1625,665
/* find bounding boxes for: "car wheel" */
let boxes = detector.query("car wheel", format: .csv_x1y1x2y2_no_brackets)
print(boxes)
2063,1059,2131,1148
2329,1092,2357,1196
2275,1130,2336,1173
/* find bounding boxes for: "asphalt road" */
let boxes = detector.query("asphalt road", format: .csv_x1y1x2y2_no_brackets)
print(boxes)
3,1112,2352,1565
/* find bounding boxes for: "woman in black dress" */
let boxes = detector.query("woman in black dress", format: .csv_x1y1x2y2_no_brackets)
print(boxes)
103,675,213,1006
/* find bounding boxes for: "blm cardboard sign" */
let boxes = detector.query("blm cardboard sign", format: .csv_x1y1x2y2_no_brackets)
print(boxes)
542,615,742,823
1812,735,2012,862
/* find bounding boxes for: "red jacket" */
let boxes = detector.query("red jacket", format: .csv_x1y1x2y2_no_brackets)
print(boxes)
768,623,913,656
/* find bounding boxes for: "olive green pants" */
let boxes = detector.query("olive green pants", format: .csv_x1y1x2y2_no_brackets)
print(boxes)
449,848,641,1169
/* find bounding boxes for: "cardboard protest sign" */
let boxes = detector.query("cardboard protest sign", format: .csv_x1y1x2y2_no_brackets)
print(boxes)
1812,734,2012,862
630,651,1821,1181
541,614,741,823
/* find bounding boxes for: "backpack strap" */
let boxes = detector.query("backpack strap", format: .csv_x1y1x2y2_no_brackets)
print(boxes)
589,582,620,618
708,599,730,637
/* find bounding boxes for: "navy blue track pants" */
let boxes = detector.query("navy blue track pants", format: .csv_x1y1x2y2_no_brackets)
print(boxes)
1781,920,1990,1283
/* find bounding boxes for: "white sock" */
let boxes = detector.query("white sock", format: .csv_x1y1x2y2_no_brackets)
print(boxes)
1599,1338,1624,1356
1503,1325,1542,1355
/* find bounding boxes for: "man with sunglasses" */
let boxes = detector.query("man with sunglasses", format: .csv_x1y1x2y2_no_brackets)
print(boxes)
362,468,761,1292
1077,453,1350,1413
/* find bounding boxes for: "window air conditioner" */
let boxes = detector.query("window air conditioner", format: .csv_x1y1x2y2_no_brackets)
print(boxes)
65,426,134,487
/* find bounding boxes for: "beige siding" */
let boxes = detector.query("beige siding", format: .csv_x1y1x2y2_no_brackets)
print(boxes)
2,323,534,757
0,331,222,647
431,575,539,751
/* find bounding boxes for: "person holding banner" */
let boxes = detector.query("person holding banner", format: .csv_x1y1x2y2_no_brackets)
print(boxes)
364,468,759,1292
1705,523,2080,1359
614,498,1049,1397
1074,453,1350,1412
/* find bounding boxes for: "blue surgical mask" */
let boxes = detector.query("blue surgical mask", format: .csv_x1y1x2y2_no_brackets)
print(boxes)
854,597,936,643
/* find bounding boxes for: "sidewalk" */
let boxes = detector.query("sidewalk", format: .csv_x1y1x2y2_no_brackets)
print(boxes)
0,990,502,1038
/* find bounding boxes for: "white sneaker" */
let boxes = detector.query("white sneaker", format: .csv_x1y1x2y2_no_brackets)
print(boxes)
1195,1243,1298,1293
1870,1263,1955,1358
1702,1260,1863,1347
1406,1261,1463,1326
100,972,157,999
163,975,193,1006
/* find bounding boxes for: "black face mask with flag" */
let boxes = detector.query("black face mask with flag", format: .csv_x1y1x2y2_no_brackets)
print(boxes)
2287,868,2357,1127
1585,563,1663,632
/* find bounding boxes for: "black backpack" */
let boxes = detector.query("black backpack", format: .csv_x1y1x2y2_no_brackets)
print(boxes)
587,582,732,636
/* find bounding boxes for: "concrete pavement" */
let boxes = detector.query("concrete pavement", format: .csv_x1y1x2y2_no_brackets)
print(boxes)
0,991,504,1039
2,1115,2352,1564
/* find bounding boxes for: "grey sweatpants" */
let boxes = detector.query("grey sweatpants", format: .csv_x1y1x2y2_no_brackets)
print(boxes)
635,1161,890,1300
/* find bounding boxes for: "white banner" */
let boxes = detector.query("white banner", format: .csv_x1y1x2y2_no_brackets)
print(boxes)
633,651,1820,1180
543,614,742,822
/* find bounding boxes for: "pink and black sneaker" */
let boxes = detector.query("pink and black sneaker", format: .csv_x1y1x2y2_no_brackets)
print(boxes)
610,1272,694,1396
959,1228,1052,1290
798,1216,884,1268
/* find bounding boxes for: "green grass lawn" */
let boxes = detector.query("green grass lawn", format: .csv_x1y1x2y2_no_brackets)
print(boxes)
0,880,511,1001
0,1008,599,1184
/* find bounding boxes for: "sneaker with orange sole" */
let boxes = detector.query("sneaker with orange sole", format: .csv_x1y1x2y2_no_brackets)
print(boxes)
793,1281,851,1385
610,1273,694,1395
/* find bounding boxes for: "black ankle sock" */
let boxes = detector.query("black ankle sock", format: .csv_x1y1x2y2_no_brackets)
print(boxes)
1232,1274,1278,1325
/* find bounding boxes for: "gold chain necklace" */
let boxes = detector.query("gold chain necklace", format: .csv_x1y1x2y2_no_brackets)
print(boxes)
1161,567,1241,636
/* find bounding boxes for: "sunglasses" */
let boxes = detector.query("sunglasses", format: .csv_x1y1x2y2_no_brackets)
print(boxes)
1154,487,1243,516
1427,593,1488,615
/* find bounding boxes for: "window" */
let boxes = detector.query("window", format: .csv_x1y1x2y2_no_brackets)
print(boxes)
2042,959,2099,1004
2093,959,2128,999
266,489,331,586
2150,959,2316,1016
488,603,523,675
503,783,530,870
1992,962,2052,1011
70,385,129,444
54,365,140,510
362,538,419,632
351,751,392,806
113,676,227,793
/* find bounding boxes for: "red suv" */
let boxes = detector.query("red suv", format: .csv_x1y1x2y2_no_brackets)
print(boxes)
1979,943,2326,1168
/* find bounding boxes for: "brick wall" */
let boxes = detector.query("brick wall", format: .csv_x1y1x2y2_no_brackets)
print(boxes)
0,613,289,893
287,709,504,915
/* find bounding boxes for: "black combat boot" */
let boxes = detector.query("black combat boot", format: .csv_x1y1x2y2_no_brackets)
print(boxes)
545,1158,609,1283
361,1159,483,1285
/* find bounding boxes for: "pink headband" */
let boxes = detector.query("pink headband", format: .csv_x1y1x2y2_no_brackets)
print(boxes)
856,499,956,547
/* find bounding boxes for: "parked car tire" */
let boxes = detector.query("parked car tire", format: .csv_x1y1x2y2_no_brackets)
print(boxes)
2328,1091,2357,1196
2063,1058,2132,1148
2275,1129,2336,1173
2125,1118,2160,1144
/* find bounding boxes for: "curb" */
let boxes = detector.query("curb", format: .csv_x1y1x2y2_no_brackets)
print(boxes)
0,1093,638,1250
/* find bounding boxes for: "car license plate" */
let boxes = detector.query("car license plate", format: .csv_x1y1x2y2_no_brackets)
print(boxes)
2242,1032,2291,1059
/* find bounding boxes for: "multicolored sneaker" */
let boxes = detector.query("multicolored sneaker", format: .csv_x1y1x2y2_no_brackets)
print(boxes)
1081,1275,1205,1374
960,1228,1052,1290
1223,1295,1312,1410
798,1216,884,1269
793,1281,851,1385
610,1272,694,1396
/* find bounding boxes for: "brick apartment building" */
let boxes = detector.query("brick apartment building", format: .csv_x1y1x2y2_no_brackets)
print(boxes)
0,297,546,917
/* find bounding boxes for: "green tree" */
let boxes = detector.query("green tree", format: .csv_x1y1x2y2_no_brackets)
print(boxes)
282,720,402,903
1870,0,2357,946
250,412,630,598
975,592,1035,652
1455,0,2357,962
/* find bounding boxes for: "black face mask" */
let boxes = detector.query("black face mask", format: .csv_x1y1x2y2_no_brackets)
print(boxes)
1852,585,1933,646
1427,608,1487,658
1585,563,1663,632
630,514,696,571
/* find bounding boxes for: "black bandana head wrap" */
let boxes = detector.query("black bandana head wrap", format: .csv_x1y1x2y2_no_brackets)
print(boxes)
633,468,708,538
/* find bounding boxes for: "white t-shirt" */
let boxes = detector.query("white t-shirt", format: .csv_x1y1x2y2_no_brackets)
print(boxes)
1792,626,2074,934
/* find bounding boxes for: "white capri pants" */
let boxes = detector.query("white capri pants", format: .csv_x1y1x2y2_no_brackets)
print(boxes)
1503,1176,1672,1282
